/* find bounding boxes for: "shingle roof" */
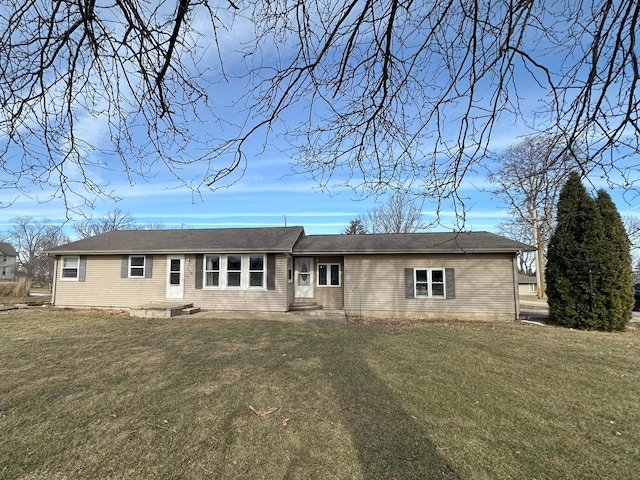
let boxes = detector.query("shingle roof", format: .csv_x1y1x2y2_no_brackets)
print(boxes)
47,227,533,256
47,226,305,255
0,242,18,256
518,274,538,284
293,231,534,254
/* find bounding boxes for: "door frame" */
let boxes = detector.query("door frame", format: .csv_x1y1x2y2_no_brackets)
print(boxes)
166,255,185,300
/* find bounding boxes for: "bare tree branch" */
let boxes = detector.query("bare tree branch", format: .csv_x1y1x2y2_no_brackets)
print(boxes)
1,1,638,217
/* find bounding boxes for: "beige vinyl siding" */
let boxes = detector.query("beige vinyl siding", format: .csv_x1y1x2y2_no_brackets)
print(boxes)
519,283,537,296
314,256,344,309
344,253,517,320
53,255,165,308
184,254,288,312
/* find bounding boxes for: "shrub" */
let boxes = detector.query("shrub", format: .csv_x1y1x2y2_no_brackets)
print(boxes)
0,278,32,297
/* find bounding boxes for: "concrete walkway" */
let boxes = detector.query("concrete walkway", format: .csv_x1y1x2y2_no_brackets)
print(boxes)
186,309,348,324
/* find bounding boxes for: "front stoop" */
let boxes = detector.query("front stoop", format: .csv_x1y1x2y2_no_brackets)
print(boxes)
289,302,323,312
130,302,200,318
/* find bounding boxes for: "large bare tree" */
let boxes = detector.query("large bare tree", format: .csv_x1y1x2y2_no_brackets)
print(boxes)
1,1,639,213
488,134,575,298
361,191,428,233
8,216,69,285
73,209,136,238
625,215,640,283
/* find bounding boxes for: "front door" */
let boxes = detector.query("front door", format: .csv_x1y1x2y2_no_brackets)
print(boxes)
166,255,184,300
295,257,314,298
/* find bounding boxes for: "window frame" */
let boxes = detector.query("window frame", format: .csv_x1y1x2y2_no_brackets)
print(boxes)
248,255,265,288
317,263,341,287
61,256,80,281
128,255,146,278
204,255,221,288
413,268,446,299
201,254,267,290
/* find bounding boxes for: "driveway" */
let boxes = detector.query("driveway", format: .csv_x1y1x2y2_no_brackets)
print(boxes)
520,299,640,327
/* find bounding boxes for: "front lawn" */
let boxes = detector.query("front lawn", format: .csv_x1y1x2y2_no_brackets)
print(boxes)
1,309,639,479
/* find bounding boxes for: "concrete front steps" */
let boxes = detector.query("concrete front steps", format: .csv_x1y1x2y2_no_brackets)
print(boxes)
289,301,323,312
130,302,201,319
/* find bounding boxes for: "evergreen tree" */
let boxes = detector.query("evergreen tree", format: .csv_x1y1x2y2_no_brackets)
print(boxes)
344,219,367,234
546,173,633,330
594,190,634,330
546,173,600,328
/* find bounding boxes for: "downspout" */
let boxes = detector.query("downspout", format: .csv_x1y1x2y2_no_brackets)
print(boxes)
51,255,58,306
513,253,520,321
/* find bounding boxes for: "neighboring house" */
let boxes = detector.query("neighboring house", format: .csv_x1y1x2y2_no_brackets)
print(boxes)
518,274,538,297
0,242,18,281
47,227,533,321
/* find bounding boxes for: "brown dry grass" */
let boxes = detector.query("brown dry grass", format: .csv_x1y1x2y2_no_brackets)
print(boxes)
1,309,639,479
0,277,31,297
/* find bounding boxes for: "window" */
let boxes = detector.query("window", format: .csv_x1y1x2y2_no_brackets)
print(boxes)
129,256,145,277
205,255,220,287
201,254,266,290
414,268,446,298
227,255,242,287
528,283,537,293
249,255,264,287
61,256,79,280
2,267,6,276
287,257,293,283
318,263,340,286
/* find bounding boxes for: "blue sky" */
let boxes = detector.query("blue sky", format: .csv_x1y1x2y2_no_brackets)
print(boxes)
1,4,639,238
2,147,639,238
0,149,509,235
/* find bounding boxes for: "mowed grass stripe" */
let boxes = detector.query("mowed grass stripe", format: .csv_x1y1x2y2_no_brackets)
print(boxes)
1,309,638,479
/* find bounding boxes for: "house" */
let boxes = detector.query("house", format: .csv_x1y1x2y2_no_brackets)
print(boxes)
0,242,18,281
518,274,538,297
47,227,533,321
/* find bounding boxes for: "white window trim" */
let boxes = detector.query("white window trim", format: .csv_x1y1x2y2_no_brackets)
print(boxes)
202,254,266,290
204,255,221,289
60,256,80,281
317,263,341,287
414,268,446,299
129,255,146,278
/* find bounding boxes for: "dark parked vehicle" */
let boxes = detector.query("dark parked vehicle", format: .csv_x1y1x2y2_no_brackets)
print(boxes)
635,284,640,311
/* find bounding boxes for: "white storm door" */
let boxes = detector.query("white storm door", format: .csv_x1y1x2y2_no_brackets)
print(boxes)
294,257,314,298
166,255,185,300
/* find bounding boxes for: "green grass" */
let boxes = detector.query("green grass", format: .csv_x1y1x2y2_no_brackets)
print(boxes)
1,309,639,479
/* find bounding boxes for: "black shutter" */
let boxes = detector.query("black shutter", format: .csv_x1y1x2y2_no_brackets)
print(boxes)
404,268,414,298
145,255,154,278
267,253,276,290
195,254,203,289
445,268,455,299
121,255,128,278
78,256,87,282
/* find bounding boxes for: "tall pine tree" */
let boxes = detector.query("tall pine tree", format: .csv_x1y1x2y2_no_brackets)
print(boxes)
594,190,634,330
546,173,633,330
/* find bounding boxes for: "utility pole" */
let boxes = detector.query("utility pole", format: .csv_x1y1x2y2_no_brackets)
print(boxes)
531,208,544,299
